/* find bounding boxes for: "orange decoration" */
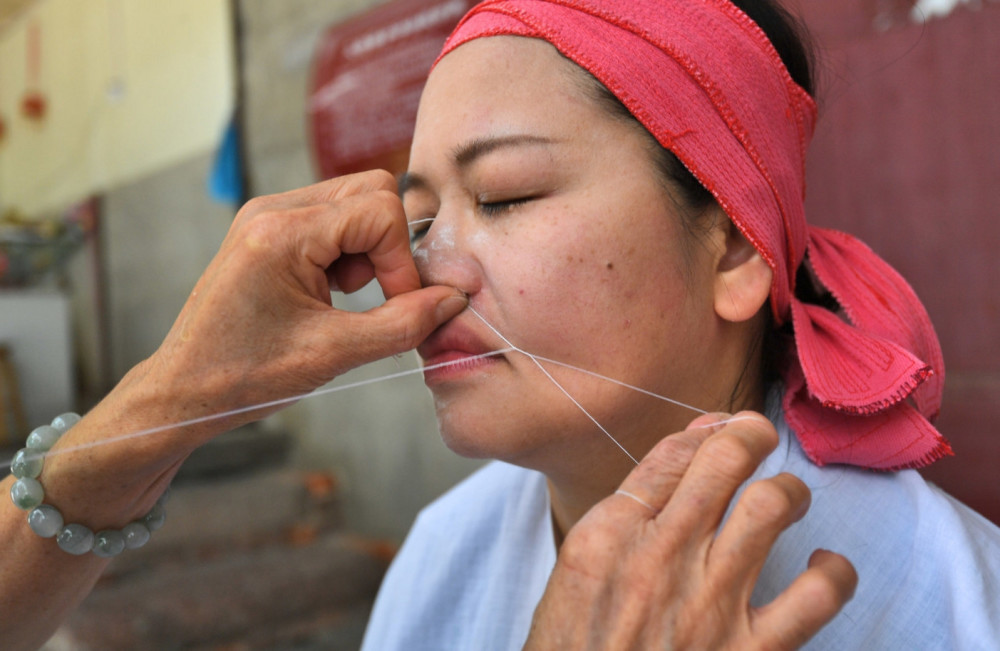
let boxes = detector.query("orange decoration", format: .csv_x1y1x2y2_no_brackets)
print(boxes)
20,92,47,121
303,471,338,498
286,523,320,547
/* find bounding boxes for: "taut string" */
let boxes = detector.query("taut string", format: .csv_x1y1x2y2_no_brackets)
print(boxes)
1,308,752,471
1,350,511,470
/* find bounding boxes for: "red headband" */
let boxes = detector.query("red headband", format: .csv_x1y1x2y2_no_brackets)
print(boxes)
437,0,949,470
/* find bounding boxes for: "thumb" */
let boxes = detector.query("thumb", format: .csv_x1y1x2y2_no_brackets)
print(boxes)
323,286,467,372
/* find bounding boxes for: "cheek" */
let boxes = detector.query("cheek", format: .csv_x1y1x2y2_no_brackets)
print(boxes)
484,207,696,368
484,235,650,359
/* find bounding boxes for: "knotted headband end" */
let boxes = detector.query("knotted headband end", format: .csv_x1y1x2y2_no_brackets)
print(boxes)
784,363,952,471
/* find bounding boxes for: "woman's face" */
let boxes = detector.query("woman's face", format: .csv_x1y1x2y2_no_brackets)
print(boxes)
405,37,732,475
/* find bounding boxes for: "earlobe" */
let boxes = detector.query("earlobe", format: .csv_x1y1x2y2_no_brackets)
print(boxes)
713,219,773,323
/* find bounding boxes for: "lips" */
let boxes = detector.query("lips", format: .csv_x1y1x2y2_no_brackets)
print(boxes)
417,320,506,383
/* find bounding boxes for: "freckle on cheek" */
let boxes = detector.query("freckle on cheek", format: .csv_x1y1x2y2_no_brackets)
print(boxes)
605,261,614,270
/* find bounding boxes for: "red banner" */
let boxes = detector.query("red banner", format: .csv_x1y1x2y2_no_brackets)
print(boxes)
309,0,477,180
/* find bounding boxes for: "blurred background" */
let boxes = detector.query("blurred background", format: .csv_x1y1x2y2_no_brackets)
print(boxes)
0,0,996,648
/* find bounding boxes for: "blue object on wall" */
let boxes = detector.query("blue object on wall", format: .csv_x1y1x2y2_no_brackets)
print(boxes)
208,115,243,204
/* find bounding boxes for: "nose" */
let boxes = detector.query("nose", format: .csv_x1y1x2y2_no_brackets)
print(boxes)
412,213,482,296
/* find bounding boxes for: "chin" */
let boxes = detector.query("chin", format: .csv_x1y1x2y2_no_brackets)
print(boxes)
435,411,596,479
436,418,514,460
438,432,495,460
433,406,544,465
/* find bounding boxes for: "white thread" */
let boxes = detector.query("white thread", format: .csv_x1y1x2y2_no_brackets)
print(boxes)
527,353,709,414
464,308,756,466
0,349,514,471
412,218,455,252
468,306,641,465
526,352,641,465
615,489,657,512
0,311,764,472
409,218,433,263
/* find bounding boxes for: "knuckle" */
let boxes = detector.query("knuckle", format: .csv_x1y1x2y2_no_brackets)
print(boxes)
395,315,427,351
366,168,397,191
734,411,780,448
241,210,287,242
380,302,433,352
343,190,403,233
560,523,613,567
337,169,397,196
239,194,273,217
741,479,798,525
634,432,701,481
799,570,847,619
655,430,703,462
701,433,757,480
371,189,405,215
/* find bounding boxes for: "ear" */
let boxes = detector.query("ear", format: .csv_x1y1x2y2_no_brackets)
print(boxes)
713,218,773,323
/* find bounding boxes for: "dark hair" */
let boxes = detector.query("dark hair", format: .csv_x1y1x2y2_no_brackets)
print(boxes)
583,0,816,411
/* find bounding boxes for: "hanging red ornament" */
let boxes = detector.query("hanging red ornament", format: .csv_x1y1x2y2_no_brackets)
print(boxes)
21,21,47,123
20,92,46,121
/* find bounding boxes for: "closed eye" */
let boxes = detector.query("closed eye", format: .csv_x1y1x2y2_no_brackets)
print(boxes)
478,197,533,217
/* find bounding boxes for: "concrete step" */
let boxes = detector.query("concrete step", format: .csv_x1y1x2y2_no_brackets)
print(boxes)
173,424,293,483
106,466,343,578
47,532,394,650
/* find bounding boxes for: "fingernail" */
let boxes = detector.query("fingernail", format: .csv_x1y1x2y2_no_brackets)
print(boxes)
731,411,774,427
435,291,468,323
792,494,811,522
685,412,732,432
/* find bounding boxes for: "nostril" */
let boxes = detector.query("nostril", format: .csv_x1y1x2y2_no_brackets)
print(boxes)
410,217,480,295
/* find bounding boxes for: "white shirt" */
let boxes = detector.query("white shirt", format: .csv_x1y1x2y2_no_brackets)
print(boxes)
362,411,1000,650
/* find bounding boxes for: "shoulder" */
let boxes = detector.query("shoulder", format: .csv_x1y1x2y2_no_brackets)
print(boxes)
378,460,546,589
410,459,548,536
362,462,554,651
754,410,1000,649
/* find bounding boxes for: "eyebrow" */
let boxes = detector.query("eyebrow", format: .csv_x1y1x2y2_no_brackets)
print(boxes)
399,134,558,197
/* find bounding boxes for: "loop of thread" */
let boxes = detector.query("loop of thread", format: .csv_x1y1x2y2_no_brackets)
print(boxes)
615,489,657,512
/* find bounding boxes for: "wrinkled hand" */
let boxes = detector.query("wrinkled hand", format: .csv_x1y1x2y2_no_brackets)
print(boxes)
0,172,466,651
526,412,858,650
143,170,466,428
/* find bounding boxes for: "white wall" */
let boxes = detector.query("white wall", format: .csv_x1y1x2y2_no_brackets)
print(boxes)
101,152,233,380
0,0,235,215
0,291,73,432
